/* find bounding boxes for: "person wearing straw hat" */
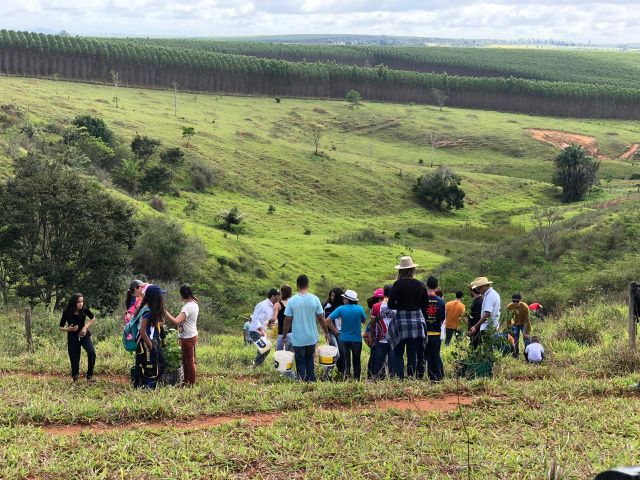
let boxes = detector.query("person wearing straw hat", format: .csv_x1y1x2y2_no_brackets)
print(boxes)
387,256,429,379
468,277,501,345
327,289,367,380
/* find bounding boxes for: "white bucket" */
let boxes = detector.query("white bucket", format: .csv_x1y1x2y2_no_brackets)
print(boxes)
254,336,272,354
274,350,294,372
317,345,338,366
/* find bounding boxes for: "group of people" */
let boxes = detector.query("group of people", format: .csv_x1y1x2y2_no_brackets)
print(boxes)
59,281,200,387
245,256,545,383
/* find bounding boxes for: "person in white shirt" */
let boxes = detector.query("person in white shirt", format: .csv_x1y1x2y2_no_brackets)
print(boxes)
525,336,544,364
468,277,501,346
249,288,280,367
164,284,200,385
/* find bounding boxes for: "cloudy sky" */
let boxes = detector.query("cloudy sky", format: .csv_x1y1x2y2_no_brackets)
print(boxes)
2,1,638,44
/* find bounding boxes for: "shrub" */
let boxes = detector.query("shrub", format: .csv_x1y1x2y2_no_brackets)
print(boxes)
407,227,434,239
149,195,166,212
329,228,389,245
556,309,601,346
190,157,216,191
72,114,114,146
591,342,640,376
217,207,246,234
413,166,465,210
267,205,276,215
553,145,600,203
628,173,640,180
140,164,174,193
303,228,312,235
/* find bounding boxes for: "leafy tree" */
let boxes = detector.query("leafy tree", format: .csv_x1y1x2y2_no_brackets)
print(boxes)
131,217,207,281
77,135,116,171
217,207,247,235
0,155,137,309
181,126,195,147
308,123,325,155
72,114,114,146
160,147,184,171
113,158,143,193
140,164,174,193
346,90,362,108
130,134,161,170
413,166,465,210
553,145,600,202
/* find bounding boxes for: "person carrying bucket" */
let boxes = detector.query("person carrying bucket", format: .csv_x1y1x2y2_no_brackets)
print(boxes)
249,288,280,368
327,290,366,381
322,287,345,380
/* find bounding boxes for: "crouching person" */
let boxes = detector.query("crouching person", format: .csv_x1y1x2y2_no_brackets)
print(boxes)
524,336,544,364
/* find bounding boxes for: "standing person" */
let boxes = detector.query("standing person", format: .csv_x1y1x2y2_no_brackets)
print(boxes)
272,284,294,352
423,276,445,381
59,293,96,382
124,280,147,325
444,291,466,346
328,290,367,380
249,288,280,367
468,286,484,348
506,293,530,358
163,284,199,386
323,287,345,380
372,285,395,379
387,256,428,380
135,284,167,389
365,288,385,378
468,277,501,345
282,274,331,382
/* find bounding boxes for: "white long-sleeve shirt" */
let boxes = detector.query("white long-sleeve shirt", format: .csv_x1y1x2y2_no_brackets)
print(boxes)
480,287,501,331
249,298,275,333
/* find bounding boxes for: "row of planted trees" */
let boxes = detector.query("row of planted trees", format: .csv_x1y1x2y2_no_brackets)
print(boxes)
1,30,640,118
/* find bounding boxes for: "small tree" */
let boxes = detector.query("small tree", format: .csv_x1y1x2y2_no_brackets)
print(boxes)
72,114,114,146
131,134,161,170
217,207,247,236
110,70,120,107
181,126,195,147
140,164,173,193
413,166,465,210
346,90,362,108
267,204,276,215
172,81,179,117
532,206,563,257
113,158,143,193
183,198,200,217
431,88,449,111
553,145,600,202
308,123,325,155
160,147,185,172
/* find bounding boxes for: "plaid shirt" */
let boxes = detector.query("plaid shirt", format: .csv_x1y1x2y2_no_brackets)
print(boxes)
386,309,426,350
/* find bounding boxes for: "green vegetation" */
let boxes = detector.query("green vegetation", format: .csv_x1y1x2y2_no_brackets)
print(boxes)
413,166,465,210
553,145,600,202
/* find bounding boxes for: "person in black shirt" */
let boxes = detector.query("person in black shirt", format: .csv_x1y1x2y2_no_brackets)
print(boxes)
468,286,484,349
59,293,96,382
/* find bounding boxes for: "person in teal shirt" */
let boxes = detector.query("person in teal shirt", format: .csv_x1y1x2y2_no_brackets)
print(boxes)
328,290,366,380
282,274,330,382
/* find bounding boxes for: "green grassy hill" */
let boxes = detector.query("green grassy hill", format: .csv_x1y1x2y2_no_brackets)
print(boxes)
1,76,639,323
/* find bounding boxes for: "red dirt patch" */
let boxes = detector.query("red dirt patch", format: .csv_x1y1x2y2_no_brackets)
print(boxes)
41,395,472,436
525,128,604,159
619,143,639,160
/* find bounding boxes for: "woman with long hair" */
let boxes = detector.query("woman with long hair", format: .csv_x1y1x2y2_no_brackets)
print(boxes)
321,287,345,380
387,256,428,379
59,293,97,382
164,284,200,385
134,284,167,389
272,284,293,352
124,280,147,325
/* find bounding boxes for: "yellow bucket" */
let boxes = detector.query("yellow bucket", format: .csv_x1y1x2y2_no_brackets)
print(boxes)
317,345,338,366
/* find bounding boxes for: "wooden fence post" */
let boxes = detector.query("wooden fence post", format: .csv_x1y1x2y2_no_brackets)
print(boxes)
24,306,33,353
629,282,637,351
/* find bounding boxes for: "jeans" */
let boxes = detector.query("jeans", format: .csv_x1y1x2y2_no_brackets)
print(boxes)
339,340,362,380
393,338,422,379
425,335,444,381
67,333,96,379
135,338,165,389
277,333,294,352
445,328,460,346
294,344,317,382
180,336,198,385
249,331,269,366
371,342,393,379
511,325,529,357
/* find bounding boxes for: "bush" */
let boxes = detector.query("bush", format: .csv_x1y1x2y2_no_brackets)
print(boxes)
190,157,216,192
628,173,640,180
140,164,174,193
149,195,166,212
217,207,246,235
591,342,640,376
330,228,390,245
413,166,465,210
553,145,600,203
556,309,602,346
72,114,114,146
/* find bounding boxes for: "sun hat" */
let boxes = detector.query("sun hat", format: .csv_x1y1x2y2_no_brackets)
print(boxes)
342,290,359,302
144,284,167,297
469,277,493,289
395,256,419,270
373,288,385,298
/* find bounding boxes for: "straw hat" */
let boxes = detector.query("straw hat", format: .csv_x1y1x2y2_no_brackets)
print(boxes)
470,277,493,289
395,256,419,270
342,290,359,302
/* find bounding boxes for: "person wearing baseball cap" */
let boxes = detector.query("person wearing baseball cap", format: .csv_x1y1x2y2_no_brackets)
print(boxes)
327,289,367,380
468,277,501,346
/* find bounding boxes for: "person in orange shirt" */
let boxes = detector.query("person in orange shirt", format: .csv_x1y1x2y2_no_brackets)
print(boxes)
444,291,466,346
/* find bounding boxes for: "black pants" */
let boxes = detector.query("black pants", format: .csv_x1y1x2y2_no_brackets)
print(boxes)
425,335,444,381
339,341,362,380
67,333,96,379
445,328,460,346
135,338,165,389
393,338,422,379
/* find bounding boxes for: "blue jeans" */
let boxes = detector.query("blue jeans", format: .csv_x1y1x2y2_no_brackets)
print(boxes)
511,325,529,357
294,344,316,382
277,333,293,352
249,331,269,366
372,343,393,379
393,338,422,379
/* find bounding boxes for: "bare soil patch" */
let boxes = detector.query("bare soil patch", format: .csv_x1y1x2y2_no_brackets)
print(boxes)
619,143,639,160
525,128,603,159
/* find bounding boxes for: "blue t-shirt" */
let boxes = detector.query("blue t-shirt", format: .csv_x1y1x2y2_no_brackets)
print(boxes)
284,292,324,347
329,304,366,342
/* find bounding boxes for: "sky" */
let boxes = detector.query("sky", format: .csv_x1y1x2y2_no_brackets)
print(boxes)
2,1,639,44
